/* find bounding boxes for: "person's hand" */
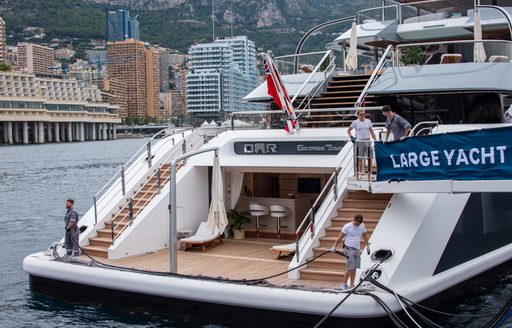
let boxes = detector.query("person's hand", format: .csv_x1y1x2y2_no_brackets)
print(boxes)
329,246,336,253
350,136,356,143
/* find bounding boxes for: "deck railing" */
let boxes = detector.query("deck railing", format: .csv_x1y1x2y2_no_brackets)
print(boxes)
93,128,193,225
294,143,354,262
110,127,227,244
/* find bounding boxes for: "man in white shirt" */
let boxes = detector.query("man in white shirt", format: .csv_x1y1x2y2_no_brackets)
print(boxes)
347,108,377,174
330,214,369,291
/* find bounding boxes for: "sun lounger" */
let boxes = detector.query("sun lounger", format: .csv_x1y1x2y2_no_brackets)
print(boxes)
181,222,222,252
271,243,296,259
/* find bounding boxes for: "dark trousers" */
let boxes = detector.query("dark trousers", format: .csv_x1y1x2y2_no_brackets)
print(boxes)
65,227,79,255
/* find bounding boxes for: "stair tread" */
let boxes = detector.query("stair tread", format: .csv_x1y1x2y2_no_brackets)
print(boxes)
300,268,344,275
89,236,113,242
82,245,108,251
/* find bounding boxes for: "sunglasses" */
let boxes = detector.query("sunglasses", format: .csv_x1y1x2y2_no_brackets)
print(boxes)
358,113,365,116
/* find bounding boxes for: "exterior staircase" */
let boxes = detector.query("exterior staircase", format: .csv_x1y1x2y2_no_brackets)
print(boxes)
301,74,383,127
82,163,174,257
299,190,392,282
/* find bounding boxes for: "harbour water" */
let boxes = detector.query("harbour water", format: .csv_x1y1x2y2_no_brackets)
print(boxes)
1,139,511,327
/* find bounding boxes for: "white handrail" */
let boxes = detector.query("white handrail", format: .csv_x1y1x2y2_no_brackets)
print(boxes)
355,44,393,107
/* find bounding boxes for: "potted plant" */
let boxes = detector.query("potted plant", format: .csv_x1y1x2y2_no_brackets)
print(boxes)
227,209,251,240
401,46,423,65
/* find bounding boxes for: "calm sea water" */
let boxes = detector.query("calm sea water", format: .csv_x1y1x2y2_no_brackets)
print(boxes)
0,139,511,327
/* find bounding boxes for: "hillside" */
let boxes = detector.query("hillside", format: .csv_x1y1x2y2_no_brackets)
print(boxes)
0,0,379,55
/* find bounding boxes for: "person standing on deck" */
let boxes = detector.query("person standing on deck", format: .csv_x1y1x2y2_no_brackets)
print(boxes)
381,105,412,141
347,108,377,174
64,198,80,256
330,214,369,291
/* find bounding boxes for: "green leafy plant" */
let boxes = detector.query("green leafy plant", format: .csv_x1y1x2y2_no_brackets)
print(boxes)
401,46,423,65
227,209,251,230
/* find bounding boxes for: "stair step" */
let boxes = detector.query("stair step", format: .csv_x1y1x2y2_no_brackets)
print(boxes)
306,257,347,270
326,84,367,90
89,236,113,247
329,78,370,84
347,191,392,200
336,207,383,219
311,101,377,107
313,95,376,101
81,245,108,257
97,228,123,239
300,268,344,282
332,74,371,80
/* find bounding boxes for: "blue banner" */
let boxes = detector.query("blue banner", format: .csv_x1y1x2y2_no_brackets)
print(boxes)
375,126,512,181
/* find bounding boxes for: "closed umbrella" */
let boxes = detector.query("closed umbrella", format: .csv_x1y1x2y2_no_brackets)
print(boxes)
206,155,228,234
474,9,487,63
345,21,358,71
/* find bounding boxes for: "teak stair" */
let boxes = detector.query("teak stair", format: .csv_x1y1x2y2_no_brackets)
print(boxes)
302,74,384,127
82,163,174,258
299,190,392,282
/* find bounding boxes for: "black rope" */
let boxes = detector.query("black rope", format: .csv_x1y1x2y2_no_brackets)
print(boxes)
365,292,408,328
368,277,498,319
313,263,382,328
482,293,512,328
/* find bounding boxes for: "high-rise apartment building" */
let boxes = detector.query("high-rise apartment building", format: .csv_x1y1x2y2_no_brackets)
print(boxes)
17,43,55,76
107,10,139,42
0,17,6,64
102,78,128,118
186,35,261,122
107,39,160,120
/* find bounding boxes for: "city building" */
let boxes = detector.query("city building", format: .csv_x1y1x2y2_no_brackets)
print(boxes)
17,43,56,77
0,17,5,64
186,35,261,123
160,91,183,118
0,71,120,144
107,10,139,42
55,48,76,60
102,78,127,119
5,46,17,67
175,68,188,113
159,48,189,92
107,39,160,121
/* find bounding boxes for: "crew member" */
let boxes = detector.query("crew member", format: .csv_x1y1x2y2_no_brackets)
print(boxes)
64,198,80,257
330,214,369,291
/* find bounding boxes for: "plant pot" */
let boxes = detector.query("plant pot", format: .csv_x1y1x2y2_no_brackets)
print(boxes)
233,229,245,240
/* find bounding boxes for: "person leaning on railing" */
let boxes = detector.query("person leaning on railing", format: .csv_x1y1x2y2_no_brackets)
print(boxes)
347,108,377,174
381,105,412,141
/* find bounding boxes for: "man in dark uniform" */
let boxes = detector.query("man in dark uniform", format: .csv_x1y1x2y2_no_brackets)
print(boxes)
64,198,80,256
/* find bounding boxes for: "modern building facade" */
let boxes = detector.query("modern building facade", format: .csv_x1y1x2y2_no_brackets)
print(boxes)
186,35,261,122
107,10,139,42
101,78,128,119
17,43,55,77
0,72,120,144
107,39,161,121
0,17,5,64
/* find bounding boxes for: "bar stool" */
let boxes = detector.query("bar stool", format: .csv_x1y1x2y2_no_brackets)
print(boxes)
249,203,269,237
270,205,289,239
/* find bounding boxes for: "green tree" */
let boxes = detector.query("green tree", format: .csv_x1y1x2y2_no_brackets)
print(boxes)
0,63,11,72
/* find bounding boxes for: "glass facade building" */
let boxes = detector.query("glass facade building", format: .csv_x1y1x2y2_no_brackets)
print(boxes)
186,36,262,120
107,10,139,42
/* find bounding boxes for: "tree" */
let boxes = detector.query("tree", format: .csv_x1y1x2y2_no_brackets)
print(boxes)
0,63,11,72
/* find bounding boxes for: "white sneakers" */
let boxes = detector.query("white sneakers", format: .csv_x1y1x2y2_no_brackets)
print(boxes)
339,283,355,291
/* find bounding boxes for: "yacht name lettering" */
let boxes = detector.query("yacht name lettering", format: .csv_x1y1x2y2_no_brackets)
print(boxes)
390,146,507,168
243,143,278,154
297,144,343,152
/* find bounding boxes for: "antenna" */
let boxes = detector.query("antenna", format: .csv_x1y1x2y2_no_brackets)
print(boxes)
230,2,234,37
212,0,215,42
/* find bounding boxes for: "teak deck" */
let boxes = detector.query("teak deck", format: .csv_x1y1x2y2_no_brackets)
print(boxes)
92,237,341,289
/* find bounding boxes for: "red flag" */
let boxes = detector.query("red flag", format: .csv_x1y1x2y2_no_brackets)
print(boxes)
263,55,296,120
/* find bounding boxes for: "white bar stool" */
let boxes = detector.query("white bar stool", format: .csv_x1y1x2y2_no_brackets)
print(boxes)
270,205,289,239
249,203,269,237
